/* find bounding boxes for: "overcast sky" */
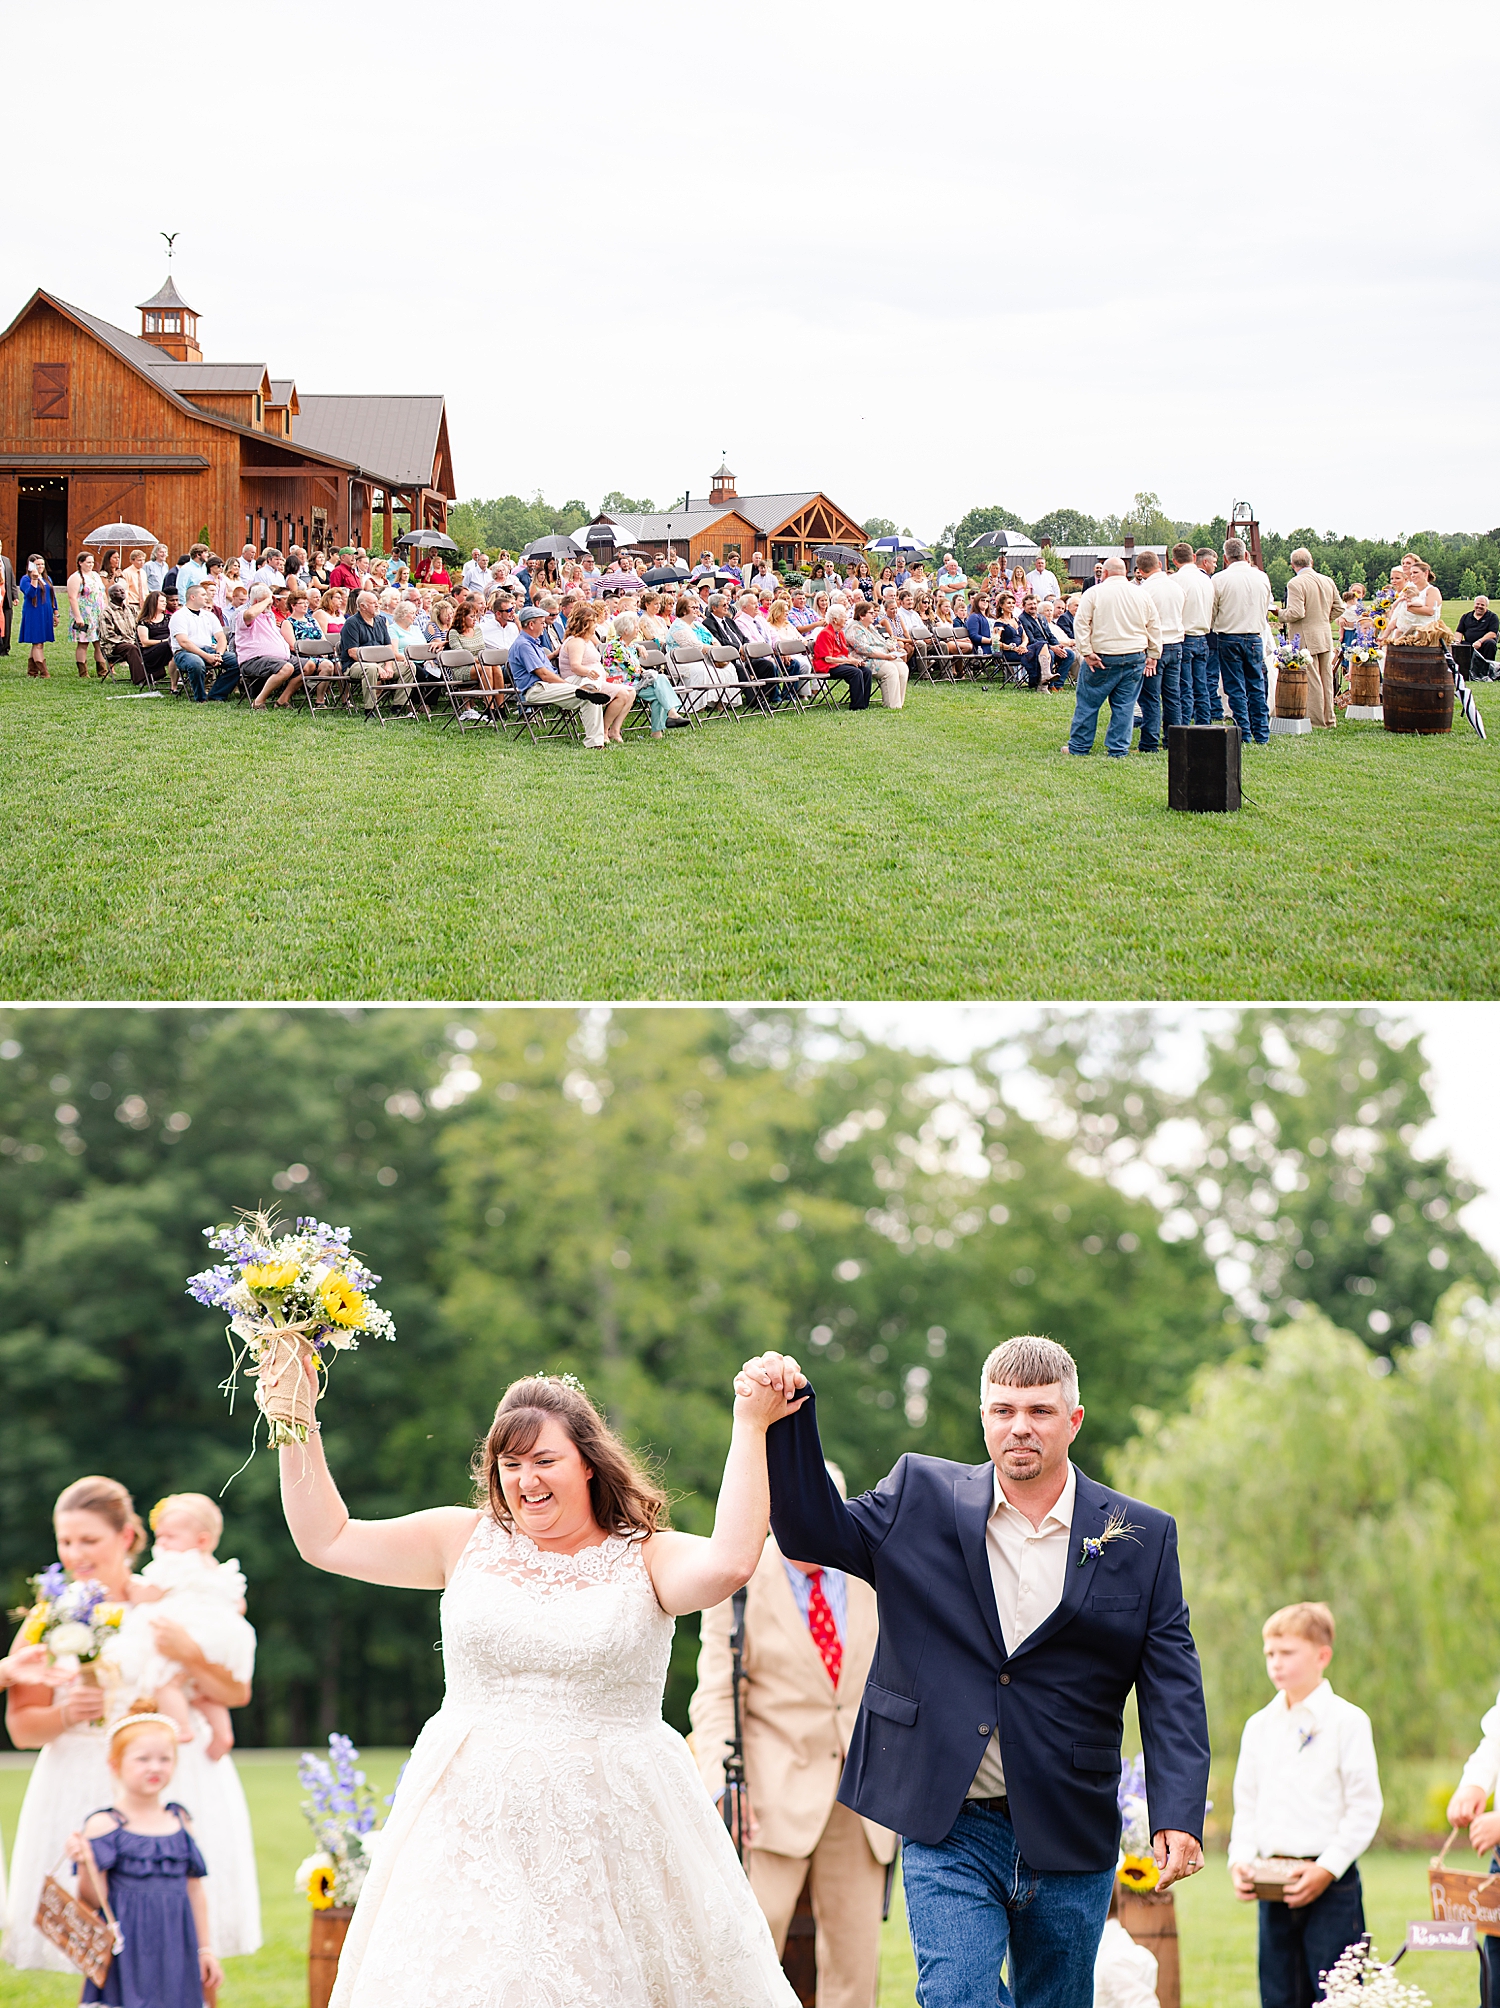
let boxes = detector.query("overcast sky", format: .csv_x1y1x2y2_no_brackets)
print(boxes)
13,0,1497,545
835,1004,1500,1264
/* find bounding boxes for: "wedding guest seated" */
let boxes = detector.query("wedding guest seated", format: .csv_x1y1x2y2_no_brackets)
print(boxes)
787,587,818,630
813,603,872,709
95,583,160,685
845,599,909,709
1458,595,1498,675
964,592,994,656
251,590,323,709
135,592,174,684
167,584,230,702
337,590,397,712
222,584,291,703
508,603,612,746
480,594,520,652
603,612,686,738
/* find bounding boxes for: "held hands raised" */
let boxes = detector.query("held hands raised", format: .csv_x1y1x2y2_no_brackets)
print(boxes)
733,1351,809,1431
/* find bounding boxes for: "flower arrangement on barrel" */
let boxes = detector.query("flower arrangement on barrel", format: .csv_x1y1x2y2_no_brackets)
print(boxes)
186,1210,395,1447
1272,634,1315,681
294,1734,389,1911
10,1566,124,1718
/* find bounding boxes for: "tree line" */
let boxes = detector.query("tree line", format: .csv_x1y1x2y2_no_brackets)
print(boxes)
0,1008,1488,1747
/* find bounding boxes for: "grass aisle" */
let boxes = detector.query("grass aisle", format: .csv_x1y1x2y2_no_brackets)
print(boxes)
1,658,1494,998
1,1754,1480,2008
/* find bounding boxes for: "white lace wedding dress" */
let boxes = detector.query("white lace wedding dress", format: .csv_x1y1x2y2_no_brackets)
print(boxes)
331,1514,798,2008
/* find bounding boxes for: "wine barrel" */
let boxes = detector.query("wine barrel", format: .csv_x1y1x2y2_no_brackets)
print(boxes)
1118,1888,1180,2008
1383,642,1453,734
1350,660,1380,706
309,1907,354,2008
1274,659,1308,718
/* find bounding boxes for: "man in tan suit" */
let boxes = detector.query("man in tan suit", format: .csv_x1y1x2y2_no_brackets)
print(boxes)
1283,547,1346,728
691,1490,896,2008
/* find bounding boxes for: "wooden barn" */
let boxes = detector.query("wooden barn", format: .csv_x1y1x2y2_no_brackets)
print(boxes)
591,461,866,573
0,277,455,575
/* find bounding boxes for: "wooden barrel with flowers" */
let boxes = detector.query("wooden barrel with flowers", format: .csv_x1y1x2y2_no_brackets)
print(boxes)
309,1905,354,2008
1273,658,1308,719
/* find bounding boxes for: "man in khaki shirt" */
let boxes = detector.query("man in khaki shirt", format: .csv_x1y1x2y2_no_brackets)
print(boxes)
1283,548,1346,729
1067,557,1161,757
692,1495,896,2008
1210,537,1273,743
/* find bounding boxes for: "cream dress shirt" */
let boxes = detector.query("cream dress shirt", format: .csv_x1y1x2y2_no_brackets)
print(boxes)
1210,559,1274,635
1074,577,1163,658
1176,563,1215,635
968,1462,1077,1798
1227,1678,1382,1880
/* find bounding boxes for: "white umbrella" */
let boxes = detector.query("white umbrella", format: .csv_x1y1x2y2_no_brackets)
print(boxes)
83,520,156,549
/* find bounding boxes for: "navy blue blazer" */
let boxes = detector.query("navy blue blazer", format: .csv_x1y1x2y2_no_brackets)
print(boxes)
766,1390,1211,1869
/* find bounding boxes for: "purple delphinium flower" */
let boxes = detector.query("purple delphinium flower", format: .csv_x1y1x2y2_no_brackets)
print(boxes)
1117,1756,1146,1811
38,1562,68,1600
186,1262,243,1310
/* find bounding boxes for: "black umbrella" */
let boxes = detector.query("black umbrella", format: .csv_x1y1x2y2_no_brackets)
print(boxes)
642,565,689,586
394,529,459,552
580,523,636,548
521,533,586,559
813,544,864,566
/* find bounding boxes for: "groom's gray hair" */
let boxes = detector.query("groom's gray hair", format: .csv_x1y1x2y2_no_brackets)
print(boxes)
980,1336,1080,1413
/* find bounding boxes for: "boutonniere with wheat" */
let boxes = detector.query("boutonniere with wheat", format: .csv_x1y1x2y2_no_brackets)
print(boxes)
1079,1508,1141,1567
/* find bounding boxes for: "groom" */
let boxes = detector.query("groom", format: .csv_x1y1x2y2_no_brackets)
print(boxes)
746,1333,1210,2008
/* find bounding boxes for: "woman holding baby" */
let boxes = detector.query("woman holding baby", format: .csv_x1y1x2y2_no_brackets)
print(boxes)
2,1474,262,1970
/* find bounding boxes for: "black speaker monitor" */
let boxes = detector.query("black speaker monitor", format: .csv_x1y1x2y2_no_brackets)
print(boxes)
1168,723,1242,813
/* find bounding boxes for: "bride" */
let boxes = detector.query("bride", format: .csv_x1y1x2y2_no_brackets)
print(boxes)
278,1363,807,2008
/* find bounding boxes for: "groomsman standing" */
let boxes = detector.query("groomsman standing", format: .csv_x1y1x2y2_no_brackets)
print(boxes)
1174,543,1216,724
692,1475,897,2008
1211,537,1273,743
1282,549,1346,729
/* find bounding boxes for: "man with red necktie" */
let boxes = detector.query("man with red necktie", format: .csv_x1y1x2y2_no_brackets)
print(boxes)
691,1463,896,2008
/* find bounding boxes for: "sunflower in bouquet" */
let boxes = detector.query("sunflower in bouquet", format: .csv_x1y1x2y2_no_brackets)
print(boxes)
187,1209,394,1447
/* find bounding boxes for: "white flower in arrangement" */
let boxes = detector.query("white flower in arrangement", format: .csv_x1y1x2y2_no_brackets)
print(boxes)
1319,1940,1430,2007
46,1621,96,1659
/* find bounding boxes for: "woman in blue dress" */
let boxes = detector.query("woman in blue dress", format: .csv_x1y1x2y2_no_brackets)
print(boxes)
19,553,58,676
68,1706,222,2008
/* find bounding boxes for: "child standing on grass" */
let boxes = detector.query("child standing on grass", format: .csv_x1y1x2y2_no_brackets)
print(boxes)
1228,1602,1383,2008
1445,1687,1500,2007
68,1701,223,2008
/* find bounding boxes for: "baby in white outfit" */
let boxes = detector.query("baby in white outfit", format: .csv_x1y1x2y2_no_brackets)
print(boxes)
128,1492,256,1760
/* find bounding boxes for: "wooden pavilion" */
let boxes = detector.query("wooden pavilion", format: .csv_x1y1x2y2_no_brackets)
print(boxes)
0,277,455,575
590,461,866,573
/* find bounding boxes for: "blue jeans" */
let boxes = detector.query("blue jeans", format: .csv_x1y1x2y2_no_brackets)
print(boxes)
1216,632,1270,742
172,648,209,701
1257,1864,1364,2008
1137,661,1164,750
1181,634,1211,723
1204,631,1226,721
1157,641,1185,737
903,1800,1114,2008
1068,650,1145,756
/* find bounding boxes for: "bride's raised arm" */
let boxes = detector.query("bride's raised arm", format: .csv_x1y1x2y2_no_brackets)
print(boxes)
644,1353,807,1618
279,1376,476,1590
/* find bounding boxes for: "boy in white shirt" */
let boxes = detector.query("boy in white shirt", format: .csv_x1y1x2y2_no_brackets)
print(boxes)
1446,1691,1500,2003
1228,1603,1382,2008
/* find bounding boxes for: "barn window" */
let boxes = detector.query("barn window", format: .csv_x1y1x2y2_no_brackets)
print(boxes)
32,362,69,421
162,314,181,334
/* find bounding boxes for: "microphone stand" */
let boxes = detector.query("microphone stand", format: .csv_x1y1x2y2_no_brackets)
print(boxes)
721,1585,750,1863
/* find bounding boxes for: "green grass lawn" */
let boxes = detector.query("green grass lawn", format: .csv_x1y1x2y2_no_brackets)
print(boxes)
1,645,1495,1001
1,1751,1480,2008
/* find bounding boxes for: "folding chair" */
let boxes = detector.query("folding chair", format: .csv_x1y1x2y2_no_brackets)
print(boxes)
708,642,762,720
774,632,817,710
290,635,341,714
668,643,739,723
640,641,701,728
434,646,479,728
403,643,442,720
471,646,513,730
352,644,418,723
741,639,803,713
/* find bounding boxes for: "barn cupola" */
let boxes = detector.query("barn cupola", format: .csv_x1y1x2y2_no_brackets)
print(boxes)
136,275,202,362
709,457,738,505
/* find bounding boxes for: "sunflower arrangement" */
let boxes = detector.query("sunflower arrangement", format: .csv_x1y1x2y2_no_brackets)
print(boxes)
186,1210,394,1447
294,1734,386,1909
1116,1755,1160,1893
12,1565,124,1677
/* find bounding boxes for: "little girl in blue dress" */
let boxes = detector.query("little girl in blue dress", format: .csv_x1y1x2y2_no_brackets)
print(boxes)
68,1702,222,2008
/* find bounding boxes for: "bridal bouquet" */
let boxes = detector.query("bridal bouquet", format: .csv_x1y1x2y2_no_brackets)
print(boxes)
1115,1755,1158,1891
294,1734,386,1909
13,1566,124,1678
187,1210,395,1446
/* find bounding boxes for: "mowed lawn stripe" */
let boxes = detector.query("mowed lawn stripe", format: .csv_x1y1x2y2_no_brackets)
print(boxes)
1,662,1494,998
